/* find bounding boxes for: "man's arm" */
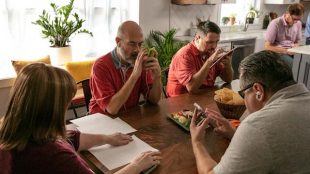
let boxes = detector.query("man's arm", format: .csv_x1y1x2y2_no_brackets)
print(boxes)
190,110,217,174
186,49,223,94
106,52,145,115
219,55,233,83
265,41,293,55
106,74,140,115
186,60,213,94
148,76,162,104
192,142,217,174
146,57,162,104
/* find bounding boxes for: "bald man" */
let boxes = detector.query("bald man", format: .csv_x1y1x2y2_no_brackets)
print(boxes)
89,21,162,115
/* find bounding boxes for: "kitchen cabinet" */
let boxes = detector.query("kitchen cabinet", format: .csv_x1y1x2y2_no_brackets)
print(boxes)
231,39,255,79
264,0,300,4
171,0,221,5
289,46,310,90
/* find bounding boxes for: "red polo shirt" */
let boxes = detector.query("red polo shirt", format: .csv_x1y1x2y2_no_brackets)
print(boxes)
89,49,153,114
166,41,225,97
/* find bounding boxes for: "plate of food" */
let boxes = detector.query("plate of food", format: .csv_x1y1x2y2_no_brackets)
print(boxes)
167,106,207,132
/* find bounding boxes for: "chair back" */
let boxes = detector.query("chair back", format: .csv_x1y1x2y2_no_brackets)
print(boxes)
78,79,92,112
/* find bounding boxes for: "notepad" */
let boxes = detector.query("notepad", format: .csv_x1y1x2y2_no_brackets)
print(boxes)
89,135,158,170
70,113,136,135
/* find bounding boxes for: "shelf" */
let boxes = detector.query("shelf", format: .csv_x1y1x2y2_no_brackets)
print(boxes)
171,0,221,5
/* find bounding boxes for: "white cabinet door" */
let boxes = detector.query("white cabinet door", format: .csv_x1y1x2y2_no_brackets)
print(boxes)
264,0,300,4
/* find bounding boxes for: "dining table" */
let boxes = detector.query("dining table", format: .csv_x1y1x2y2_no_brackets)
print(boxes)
78,86,232,174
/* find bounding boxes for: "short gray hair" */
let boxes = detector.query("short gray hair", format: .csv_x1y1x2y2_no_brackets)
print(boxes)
239,50,295,93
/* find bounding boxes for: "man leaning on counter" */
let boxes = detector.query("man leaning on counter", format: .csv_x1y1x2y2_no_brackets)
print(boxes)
264,3,304,67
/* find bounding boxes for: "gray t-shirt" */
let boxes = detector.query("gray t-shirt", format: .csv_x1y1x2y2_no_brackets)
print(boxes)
214,83,310,174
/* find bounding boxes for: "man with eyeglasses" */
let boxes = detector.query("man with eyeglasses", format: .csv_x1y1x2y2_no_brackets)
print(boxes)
166,20,233,97
265,3,304,67
190,50,310,174
89,21,162,115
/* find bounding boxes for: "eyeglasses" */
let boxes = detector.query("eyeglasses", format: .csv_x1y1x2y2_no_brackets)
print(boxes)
290,15,301,22
238,83,254,99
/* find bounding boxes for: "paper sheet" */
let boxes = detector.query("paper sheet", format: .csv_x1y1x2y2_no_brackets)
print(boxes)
89,135,158,170
70,113,136,134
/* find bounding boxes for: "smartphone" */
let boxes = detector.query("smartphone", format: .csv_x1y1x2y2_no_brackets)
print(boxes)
210,47,237,68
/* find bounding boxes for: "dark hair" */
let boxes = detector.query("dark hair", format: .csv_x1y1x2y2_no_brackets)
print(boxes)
287,3,304,16
196,20,221,36
239,50,295,94
0,63,77,151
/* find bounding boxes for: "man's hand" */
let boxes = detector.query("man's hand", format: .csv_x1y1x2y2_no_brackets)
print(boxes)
190,109,210,143
206,108,236,140
205,48,224,67
131,49,147,79
144,57,161,79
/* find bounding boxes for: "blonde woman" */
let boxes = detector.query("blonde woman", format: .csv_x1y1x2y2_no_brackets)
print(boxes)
0,63,160,174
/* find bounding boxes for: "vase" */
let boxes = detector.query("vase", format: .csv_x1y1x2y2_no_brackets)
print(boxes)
49,46,72,65
229,17,236,26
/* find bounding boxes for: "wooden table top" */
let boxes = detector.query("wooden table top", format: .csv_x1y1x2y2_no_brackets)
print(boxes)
79,87,230,174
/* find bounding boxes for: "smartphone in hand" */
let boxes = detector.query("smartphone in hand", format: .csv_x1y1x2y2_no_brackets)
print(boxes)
210,47,237,68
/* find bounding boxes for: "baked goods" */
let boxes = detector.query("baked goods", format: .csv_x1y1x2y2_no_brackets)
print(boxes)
214,88,244,105
214,88,246,119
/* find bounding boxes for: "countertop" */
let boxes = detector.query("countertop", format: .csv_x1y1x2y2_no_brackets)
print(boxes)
288,45,310,55
175,29,267,43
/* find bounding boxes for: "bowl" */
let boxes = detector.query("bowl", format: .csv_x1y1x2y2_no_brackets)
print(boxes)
215,99,246,120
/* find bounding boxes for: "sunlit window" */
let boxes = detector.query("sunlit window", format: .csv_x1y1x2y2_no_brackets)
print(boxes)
220,0,260,26
0,0,139,79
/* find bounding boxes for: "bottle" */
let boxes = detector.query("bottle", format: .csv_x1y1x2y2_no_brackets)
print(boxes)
262,15,270,29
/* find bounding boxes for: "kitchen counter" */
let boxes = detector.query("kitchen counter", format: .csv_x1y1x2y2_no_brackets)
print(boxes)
288,45,310,55
175,29,266,43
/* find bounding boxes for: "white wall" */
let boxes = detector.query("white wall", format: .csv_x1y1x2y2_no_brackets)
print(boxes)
139,0,310,37
139,0,170,36
139,0,219,36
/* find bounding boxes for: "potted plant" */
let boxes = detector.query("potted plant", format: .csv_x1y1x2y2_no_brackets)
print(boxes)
144,29,186,85
229,13,237,26
32,0,92,65
246,7,259,24
221,17,230,25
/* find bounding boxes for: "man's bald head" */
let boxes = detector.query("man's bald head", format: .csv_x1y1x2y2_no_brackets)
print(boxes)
117,21,143,39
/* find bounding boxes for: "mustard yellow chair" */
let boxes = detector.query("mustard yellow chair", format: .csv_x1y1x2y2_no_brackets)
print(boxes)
64,59,96,117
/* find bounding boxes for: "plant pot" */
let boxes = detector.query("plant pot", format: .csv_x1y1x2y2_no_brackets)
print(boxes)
229,16,236,26
49,46,72,65
246,17,254,24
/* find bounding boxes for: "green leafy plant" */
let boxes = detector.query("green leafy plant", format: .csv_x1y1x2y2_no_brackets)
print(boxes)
144,29,187,85
32,0,92,47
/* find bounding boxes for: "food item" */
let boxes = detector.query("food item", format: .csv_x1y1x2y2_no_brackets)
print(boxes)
214,88,244,105
148,47,158,57
171,110,193,128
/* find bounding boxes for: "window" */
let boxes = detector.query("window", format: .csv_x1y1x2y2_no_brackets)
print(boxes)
220,0,260,26
0,0,139,79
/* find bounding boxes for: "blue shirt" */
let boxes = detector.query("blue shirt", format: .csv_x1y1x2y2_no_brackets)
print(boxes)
305,13,310,38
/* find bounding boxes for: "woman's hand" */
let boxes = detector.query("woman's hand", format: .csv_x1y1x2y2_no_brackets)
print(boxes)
106,133,133,146
130,151,161,172
206,108,236,140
